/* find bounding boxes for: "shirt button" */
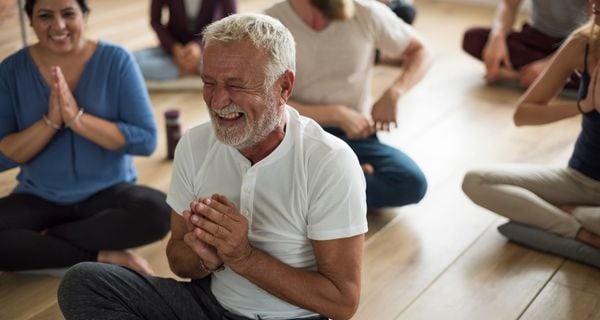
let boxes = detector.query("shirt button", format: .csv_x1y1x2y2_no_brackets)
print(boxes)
244,187,251,193
241,209,249,216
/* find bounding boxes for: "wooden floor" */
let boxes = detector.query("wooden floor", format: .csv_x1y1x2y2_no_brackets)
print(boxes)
1,0,600,319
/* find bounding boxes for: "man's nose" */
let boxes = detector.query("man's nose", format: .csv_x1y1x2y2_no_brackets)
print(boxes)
209,85,231,109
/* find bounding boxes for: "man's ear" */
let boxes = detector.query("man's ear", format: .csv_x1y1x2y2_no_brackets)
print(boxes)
278,70,295,104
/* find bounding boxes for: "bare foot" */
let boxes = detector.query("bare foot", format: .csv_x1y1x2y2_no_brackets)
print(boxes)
576,228,600,249
98,250,155,276
485,67,520,84
361,163,374,175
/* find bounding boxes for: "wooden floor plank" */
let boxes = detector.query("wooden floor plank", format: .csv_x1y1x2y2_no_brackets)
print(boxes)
0,274,62,320
355,178,499,319
551,261,600,296
521,281,600,320
397,220,564,320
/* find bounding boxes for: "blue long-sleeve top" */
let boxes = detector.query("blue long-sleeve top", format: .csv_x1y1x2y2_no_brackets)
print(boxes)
0,41,157,204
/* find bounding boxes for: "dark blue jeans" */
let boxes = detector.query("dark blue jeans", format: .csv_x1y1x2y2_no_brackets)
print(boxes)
325,128,427,209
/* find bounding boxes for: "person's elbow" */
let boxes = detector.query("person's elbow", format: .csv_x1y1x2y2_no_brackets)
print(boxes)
343,292,361,320
418,38,435,70
406,36,434,72
327,284,361,320
331,299,360,320
513,104,527,127
127,127,157,156
137,135,157,156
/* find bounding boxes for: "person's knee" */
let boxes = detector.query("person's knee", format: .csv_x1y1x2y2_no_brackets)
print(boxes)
133,187,171,239
406,169,427,204
462,27,490,59
371,168,427,207
58,262,102,313
462,170,485,199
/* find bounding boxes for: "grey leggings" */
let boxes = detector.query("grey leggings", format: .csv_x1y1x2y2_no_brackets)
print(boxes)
462,166,600,237
58,262,329,320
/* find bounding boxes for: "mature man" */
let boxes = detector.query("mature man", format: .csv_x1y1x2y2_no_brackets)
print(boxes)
462,0,588,88
266,0,433,209
57,13,367,320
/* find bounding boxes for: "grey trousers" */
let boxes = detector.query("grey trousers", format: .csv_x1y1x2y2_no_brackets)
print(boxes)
463,166,600,237
58,262,328,320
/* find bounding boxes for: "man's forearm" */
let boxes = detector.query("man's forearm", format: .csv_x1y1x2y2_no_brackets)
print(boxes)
491,0,521,37
232,247,361,320
288,100,342,127
389,38,433,98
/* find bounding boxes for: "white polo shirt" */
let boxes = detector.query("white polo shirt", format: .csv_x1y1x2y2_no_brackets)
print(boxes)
167,106,368,319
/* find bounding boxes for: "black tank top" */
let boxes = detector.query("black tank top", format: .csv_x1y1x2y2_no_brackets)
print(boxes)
569,41,600,181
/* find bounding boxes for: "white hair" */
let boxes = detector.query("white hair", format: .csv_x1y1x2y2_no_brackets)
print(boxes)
202,13,296,87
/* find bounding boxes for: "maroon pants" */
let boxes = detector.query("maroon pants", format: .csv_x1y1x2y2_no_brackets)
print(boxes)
462,23,579,89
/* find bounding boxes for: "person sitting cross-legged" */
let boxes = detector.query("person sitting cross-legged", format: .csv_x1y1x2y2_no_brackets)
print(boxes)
58,13,368,320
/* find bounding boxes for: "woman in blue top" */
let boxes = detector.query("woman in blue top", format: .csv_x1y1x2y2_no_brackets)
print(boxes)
0,0,170,275
463,0,600,250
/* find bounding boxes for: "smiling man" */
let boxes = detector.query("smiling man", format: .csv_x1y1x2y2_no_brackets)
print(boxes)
58,13,368,320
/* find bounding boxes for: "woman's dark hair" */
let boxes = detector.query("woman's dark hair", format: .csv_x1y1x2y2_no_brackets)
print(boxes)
25,0,90,18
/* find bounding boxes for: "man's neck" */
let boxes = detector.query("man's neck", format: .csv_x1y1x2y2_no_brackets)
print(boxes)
289,0,329,31
240,121,287,165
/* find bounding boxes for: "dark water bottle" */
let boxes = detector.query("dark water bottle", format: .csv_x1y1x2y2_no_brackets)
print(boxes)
165,109,182,160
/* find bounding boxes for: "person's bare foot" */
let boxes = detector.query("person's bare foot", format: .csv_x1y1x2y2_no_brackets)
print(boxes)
576,228,600,249
98,250,155,276
485,67,520,84
361,163,374,175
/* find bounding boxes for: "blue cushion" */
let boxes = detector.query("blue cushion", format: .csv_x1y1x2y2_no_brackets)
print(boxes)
497,222,600,268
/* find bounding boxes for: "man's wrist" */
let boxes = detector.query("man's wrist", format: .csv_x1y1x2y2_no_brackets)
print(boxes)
387,86,403,102
229,246,256,275
199,259,225,273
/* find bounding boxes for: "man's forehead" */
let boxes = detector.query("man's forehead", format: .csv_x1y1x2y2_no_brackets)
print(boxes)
203,42,266,73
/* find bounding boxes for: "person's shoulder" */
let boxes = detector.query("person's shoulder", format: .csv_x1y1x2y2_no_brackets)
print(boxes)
94,40,131,58
353,0,412,33
0,47,29,70
559,32,589,60
90,41,138,73
566,32,590,48
291,109,354,157
353,0,392,17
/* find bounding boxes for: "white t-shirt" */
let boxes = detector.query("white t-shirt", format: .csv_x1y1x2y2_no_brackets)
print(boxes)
265,0,415,117
167,107,368,319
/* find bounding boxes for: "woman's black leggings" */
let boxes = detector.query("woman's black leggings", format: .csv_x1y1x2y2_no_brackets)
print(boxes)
0,183,171,271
